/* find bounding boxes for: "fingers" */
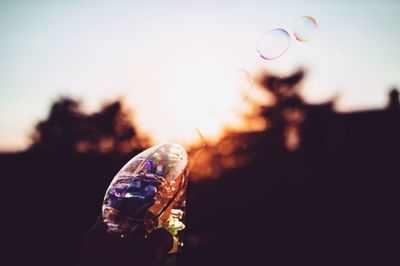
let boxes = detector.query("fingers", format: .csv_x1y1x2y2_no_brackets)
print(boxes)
79,218,174,266
134,228,174,266
79,217,133,266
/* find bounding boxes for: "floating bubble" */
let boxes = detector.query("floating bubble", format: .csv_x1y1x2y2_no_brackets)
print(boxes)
186,128,207,171
256,28,291,60
293,16,318,42
210,69,254,115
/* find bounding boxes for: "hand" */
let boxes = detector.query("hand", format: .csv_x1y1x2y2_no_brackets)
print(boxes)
79,217,174,266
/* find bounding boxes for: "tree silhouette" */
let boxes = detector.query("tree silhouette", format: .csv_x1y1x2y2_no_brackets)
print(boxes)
257,70,306,151
189,70,307,179
29,97,146,154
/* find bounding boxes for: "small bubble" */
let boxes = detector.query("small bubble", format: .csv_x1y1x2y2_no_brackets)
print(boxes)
256,28,291,60
293,16,318,42
210,69,254,115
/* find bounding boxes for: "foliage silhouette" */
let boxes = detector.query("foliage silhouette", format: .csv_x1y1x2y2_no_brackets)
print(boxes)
184,70,400,264
29,97,145,155
0,72,400,265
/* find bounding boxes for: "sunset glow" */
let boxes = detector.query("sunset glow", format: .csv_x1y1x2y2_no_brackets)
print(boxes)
151,50,251,146
1,0,399,151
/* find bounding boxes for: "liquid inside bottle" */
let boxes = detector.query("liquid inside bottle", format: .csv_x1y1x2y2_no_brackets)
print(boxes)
102,143,188,252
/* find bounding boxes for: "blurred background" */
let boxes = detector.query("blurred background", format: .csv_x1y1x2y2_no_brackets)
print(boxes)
1,0,399,265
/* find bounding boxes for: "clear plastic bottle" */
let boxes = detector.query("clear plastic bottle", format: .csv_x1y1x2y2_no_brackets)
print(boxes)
102,143,188,252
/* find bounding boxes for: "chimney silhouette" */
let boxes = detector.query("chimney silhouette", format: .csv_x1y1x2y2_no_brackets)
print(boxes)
388,88,399,110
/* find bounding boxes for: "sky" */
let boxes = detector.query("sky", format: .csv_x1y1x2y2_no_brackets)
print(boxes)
0,0,399,151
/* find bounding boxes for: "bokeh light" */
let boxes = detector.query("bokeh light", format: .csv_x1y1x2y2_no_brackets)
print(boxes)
293,16,318,42
256,28,291,60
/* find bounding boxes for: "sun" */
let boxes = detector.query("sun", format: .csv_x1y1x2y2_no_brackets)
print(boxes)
153,50,251,146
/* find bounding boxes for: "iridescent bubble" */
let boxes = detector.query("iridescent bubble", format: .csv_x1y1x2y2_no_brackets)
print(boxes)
293,16,318,42
210,69,254,115
256,28,291,60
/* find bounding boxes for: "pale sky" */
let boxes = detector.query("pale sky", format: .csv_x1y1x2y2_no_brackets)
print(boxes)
0,0,399,151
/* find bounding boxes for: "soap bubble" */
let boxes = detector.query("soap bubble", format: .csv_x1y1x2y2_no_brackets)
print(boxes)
102,143,188,251
293,16,318,42
210,69,254,115
256,28,291,60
